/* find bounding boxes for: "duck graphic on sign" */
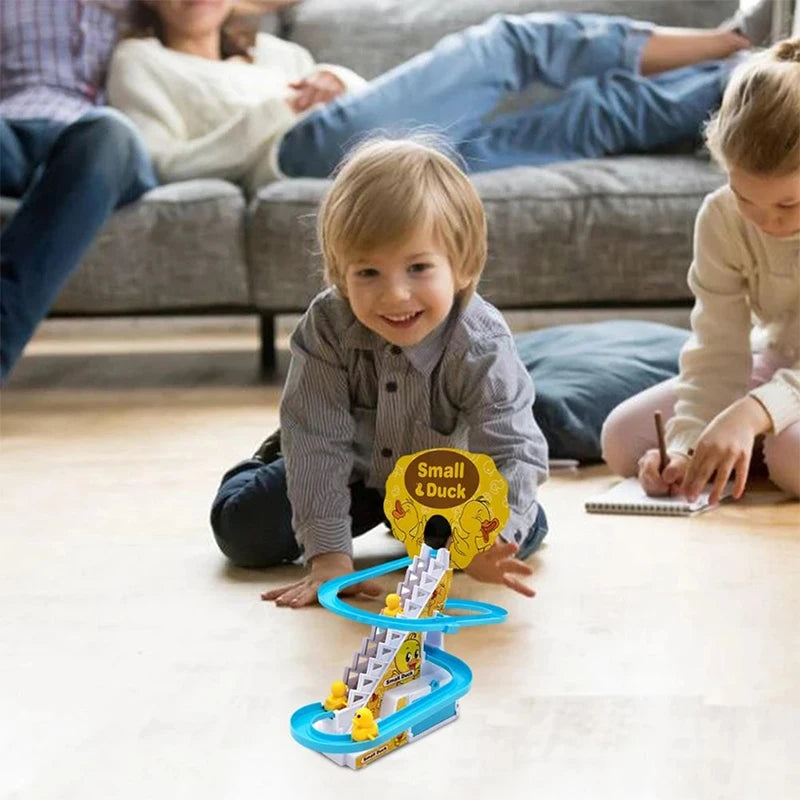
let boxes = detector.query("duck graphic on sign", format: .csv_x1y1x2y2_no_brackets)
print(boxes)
383,448,509,569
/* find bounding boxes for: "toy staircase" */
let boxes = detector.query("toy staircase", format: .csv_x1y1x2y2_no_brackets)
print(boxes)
396,545,451,620
340,546,452,716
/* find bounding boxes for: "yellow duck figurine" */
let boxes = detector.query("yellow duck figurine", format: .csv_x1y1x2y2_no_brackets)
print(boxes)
381,593,402,617
323,680,349,712
351,707,379,742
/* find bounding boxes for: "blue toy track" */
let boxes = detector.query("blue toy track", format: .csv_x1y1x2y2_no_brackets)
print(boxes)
290,553,507,754
317,556,508,633
290,643,469,753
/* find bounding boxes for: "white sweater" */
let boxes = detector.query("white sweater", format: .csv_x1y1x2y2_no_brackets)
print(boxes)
107,33,366,192
666,185,800,454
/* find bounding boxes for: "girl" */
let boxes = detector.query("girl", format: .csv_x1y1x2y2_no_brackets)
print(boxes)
602,38,800,503
108,0,765,192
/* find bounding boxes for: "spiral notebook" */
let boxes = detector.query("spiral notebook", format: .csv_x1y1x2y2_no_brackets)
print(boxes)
585,478,733,516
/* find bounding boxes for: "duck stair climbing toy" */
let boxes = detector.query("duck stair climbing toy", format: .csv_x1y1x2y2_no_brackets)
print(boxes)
289,447,512,769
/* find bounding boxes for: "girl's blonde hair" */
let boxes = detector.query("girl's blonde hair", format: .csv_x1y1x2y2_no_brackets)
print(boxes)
705,37,800,175
318,137,487,299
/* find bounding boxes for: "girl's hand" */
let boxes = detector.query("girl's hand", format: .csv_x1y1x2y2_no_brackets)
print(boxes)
463,539,536,598
682,396,772,504
260,552,382,608
637,449,689,497
288,70,345,112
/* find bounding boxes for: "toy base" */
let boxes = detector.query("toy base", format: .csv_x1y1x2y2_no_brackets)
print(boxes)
321,701,460,769
317,660,458,769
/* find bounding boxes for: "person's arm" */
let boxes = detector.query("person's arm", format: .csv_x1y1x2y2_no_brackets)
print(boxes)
252,31,366,112
679,362,800,503
665,194,753,455
262,296,382,607
749,366,800,434
312,63,368,94
280,299,357,562
655,193,779,503
287,65,367,112
107,39,295,183
457,334,549,596
462,336,549,540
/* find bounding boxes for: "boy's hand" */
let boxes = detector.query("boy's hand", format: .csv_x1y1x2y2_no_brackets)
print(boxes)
682,396,771,504
463,539,536,598
288,70,345,112
260,552,382,608
638,449,689,497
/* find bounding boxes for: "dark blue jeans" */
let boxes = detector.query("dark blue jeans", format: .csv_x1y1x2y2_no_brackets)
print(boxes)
279,12,735,178
210,454,548,567
0,108,157,379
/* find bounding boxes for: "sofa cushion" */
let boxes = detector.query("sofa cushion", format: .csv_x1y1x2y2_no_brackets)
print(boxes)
1,179,250,313
247,154,725,310
515,319,690,461
284,0,738,79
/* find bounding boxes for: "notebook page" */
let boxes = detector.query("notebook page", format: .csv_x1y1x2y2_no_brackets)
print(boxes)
585,478,732,516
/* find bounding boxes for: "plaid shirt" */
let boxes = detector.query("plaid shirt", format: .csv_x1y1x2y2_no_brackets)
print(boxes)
0,0,130,123
282,288,549,561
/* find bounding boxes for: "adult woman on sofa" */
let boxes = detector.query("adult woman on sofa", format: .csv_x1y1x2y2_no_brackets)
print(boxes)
109,0,773,192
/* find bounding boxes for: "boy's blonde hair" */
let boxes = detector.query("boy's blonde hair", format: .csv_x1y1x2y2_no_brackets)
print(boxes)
318,137,487,299
705,38,800,176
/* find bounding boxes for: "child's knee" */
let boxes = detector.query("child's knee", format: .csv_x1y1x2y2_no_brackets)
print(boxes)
763,435,800,498
210,491,258,566
209,462,298,567
210,491,294,568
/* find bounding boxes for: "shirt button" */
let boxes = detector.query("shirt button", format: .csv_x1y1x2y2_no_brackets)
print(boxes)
390,345,402,355
385,381,397,393
381,447,393,458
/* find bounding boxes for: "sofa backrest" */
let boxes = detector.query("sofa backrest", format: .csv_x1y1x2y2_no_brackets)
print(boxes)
283,0,739,79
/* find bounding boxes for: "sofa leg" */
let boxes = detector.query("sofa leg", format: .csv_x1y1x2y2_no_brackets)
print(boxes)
259,312,276,375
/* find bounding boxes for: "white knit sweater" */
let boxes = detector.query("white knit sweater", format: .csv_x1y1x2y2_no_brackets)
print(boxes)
666,185,800,453
107,33,366,192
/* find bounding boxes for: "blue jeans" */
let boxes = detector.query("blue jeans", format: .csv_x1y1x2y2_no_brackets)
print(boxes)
278,12,734,176
0,108,157,379
211,454,548,567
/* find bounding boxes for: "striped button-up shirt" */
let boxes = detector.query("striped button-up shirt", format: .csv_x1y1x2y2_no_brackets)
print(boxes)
281,288,549,562
0,0,129,123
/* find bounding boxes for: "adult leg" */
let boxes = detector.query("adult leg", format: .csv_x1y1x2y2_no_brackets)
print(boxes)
0,118,65,196
601,378,679,477
763,422,800,497
210,456,387,568
459,57,735,171
0,108,157,379
278,12,658,178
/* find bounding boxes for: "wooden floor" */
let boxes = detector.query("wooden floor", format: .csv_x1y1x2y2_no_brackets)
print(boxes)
2,319,799,799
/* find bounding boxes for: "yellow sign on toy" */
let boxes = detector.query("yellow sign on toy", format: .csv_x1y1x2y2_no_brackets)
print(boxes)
383,448,509,569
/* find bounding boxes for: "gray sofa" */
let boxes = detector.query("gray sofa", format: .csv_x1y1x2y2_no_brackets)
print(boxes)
1,0,737,371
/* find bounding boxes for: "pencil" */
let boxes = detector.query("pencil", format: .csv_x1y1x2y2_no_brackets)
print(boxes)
654,410,668,473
